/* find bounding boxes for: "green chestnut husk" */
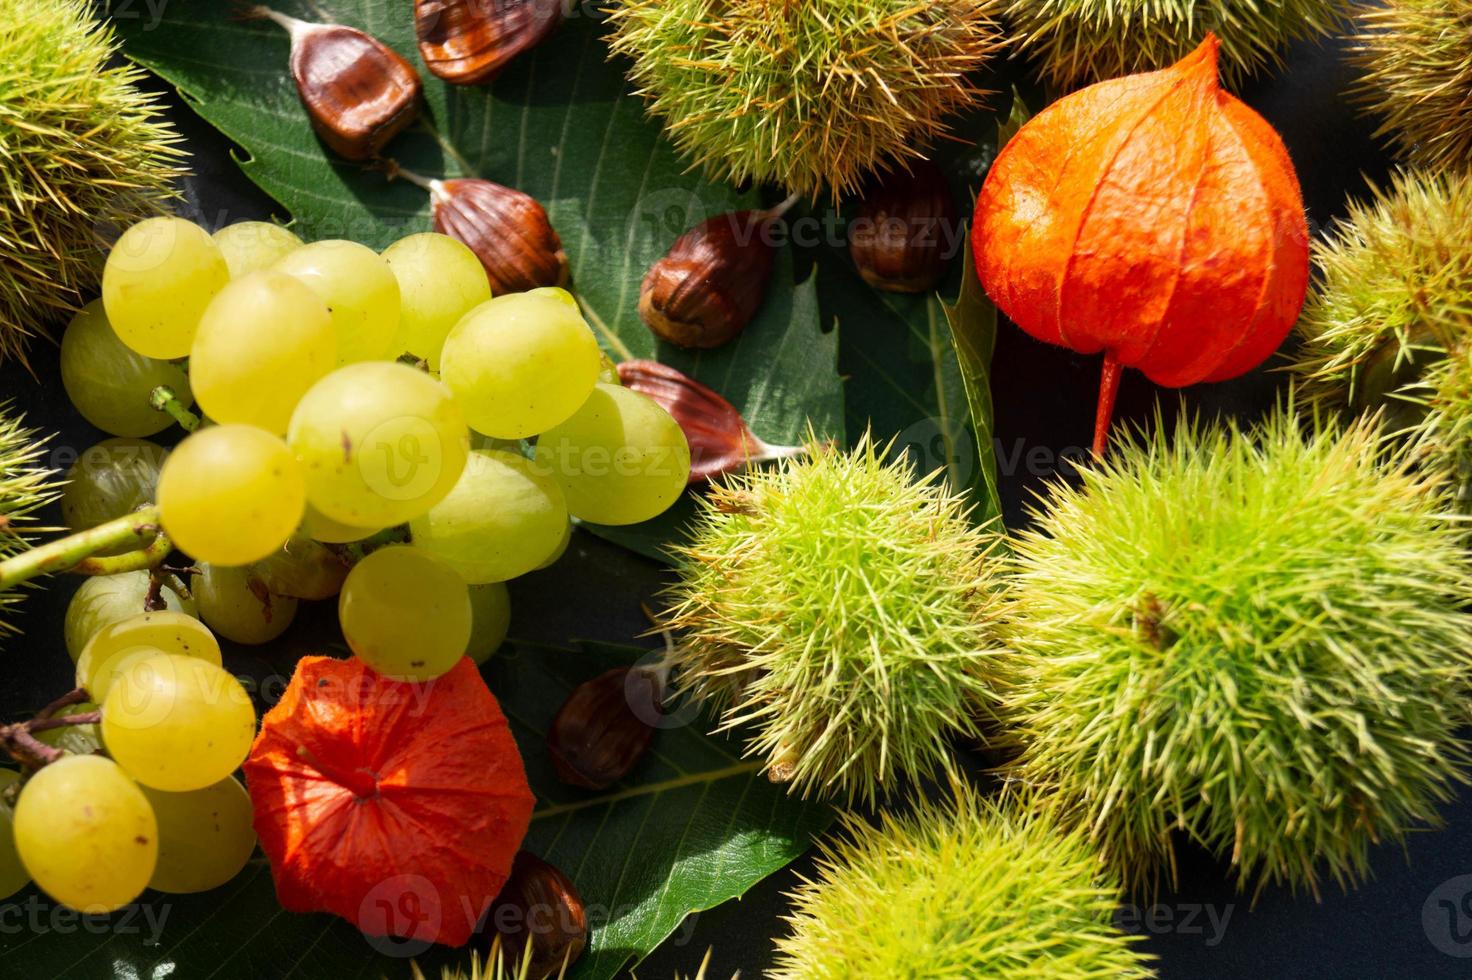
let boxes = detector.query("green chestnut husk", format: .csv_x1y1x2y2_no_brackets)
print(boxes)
1008,0,1353,90
1350,0,1472,174
1000,406,1472,896
1287,168,1472,491
662,433,1008,803
771,783,1155,978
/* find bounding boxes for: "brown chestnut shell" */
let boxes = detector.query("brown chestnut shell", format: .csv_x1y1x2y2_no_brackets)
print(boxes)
848,160,959,293
431,177,569,295
416,0,563,86
545,666,659,790
267,12,422,162
478,851,587,979
639,210,776,349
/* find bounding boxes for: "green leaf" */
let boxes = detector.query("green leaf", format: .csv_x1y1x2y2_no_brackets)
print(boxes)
110,0,844,559
491,641,831,980
942,242,1002,529
813,93,1008,526
0,641,829,979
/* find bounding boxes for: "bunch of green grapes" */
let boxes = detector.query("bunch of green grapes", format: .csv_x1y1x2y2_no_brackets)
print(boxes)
0,611,257,911
17,214,699,923
71,216,693,685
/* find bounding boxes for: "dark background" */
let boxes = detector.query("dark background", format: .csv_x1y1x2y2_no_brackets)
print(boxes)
3,26,1469,980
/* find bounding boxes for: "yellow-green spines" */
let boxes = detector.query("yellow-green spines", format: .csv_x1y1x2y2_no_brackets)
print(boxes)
663,435,1007,803
1001,409,1472,896
1286,170,1472,479
606,0,1004,199
771,785,1155,979
1008,0,1353,89
0,405,62,634
1350,0,1472,174
0,0,185,366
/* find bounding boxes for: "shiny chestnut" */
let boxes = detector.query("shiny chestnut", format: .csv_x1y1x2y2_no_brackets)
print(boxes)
431,177,569,294
251,6,421,161
848,160,958,293
639,210,777,349
546,666,660,790
416,0,563,85
617,359,803,483
479,851,587,979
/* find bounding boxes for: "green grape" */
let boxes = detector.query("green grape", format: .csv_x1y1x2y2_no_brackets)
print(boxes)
0,769,30,900
273,239,399,364
195,563,298,645
59,438,167,551
439,288,601,439
213,221,304,278
76,610,221,701
249,531,350,600
466,582,511,665
60,300,193,438
34,703,102,756
288,361,469,528
532,383,692,525
382,232,492,368
409,449,567,583
78,645,166,703
102,653,257,792
157,425,306,566
190,271,336,433
12,755,157,912
537,519,573,570
102,215,230,359
338,545,471,681
299,503,379,544
141,777,256,894
64,572,198,661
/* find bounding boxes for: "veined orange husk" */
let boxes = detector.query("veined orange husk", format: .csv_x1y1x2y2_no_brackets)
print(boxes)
973,35,1310,453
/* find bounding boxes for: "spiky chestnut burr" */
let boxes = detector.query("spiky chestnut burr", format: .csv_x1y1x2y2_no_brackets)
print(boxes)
1007,0,1353,90
1001,408,1472,896
1285,170,1472,484
661,434,1007,803
0,406,63,635
771,784,1155,978
0,0,185,367
606,0,1005,199
1350,0,1472,175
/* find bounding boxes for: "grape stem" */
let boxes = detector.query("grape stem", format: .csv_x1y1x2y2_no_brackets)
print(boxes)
26,711,102,734
0,688,98,769
0,728,61,769
0,505,163,591
35,688,90,721
71,527,172,577
147,568,195,611
149,385,202,432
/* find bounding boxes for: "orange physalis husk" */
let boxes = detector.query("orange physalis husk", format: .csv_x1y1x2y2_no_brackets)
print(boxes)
973,35,1310,455
244,655,534,947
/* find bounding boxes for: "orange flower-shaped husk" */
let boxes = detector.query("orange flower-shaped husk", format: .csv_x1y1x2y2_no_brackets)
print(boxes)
973,35,1309,453
244,656,534,947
